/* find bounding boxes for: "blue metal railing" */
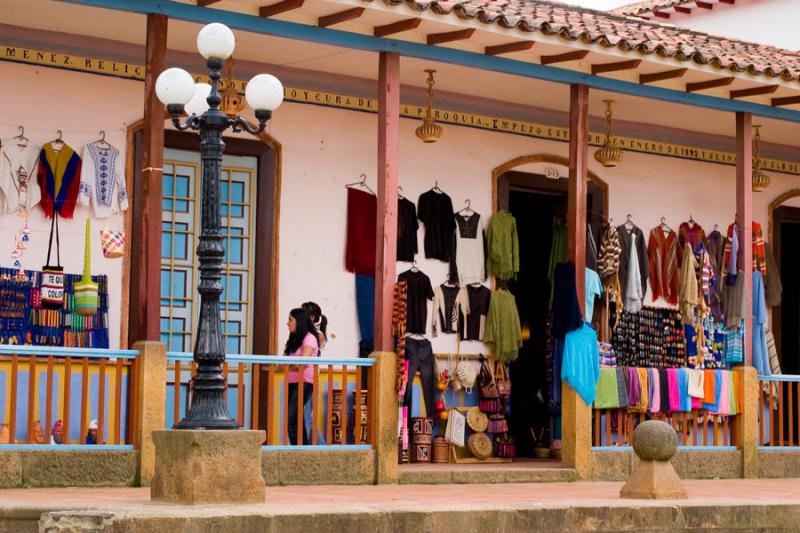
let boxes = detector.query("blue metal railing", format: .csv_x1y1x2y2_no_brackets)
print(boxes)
0,345,137,448
758,374,800,449
165,352,376,450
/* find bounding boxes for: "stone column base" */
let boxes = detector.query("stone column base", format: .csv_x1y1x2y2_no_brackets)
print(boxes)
151,430,266,505
620,460,688,500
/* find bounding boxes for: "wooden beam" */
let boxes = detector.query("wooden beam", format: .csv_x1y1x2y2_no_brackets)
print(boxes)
686,77,735,92
259,0,304,18
735,112,753,366
373,18,420,37
131,13,167,344
640,68,688,84
772,95,800,106
591,59,641,75
674,5,692,14
196,0,222,6
426,28,475,46
374,52,400,353
568,83,588,312
719,0,735,4
318,7,364,28
563,83,591,477
653,10,671,18
540,49,589,66
485,40,534,56
730,85,779,99
696,1,714,8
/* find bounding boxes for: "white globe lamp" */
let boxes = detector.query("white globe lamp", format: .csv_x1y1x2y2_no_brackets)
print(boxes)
197,23,236,61
155,67,195,107
184,83,212,116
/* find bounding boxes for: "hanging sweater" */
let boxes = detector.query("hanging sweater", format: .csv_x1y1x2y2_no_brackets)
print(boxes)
418,189,455,261
431,284,469,337
647,227,679,306
561,322,600,406
624,232,644,314
486,209,519,281
677,221,706,265
552,261,583,339
547,218,568,305
37,142,82,219
597,224,621,281
761,242,782,307
722,221,767,281
617,223,649,305
679,242,698,325
706,230,725,322
482,289,522,363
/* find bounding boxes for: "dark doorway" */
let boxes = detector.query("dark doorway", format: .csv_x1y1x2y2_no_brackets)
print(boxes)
774,205,800,375
498,171,604,457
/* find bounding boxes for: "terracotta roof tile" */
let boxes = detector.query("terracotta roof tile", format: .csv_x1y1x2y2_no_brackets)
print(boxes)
367,0,800,82
612,1,697,17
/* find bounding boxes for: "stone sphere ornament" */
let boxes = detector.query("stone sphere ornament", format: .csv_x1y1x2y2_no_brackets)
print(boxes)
632,420,678,461
620,420,687,500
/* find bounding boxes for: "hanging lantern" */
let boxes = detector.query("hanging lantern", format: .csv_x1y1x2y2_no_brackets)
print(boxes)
219,57,246,118
752,125,771,192
415,69,443,143
594,99,623,168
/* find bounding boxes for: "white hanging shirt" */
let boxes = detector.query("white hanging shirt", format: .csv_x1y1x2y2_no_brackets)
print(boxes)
454,212,485,285
0,139,41,214
79,142,128,218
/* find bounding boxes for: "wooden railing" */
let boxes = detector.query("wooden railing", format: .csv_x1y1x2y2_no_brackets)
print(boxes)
592,409,736,448
166,352,376,448
0,345,138,447
758,374,800,448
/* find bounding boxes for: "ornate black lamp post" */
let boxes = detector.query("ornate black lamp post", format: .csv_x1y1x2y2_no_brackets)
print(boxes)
155,23,284,429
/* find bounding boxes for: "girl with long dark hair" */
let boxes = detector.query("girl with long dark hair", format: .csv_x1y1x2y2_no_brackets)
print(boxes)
285,308,319,445
302,301,328,349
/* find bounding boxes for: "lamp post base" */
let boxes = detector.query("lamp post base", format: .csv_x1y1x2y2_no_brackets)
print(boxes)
151,429,266,505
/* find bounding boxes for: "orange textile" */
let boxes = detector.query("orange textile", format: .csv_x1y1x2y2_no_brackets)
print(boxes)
703,369,716,404
733,371,744,414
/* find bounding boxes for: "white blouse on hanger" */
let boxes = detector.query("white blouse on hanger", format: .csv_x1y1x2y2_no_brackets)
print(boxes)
79,142,128,218
0,139,41,214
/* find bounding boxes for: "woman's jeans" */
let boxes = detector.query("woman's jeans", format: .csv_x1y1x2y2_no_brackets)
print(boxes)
288,382,313,445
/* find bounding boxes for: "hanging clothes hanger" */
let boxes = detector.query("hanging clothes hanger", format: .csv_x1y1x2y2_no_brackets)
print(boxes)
398,185,405,200
345,173,375,195
410,259,420,273
51,130,64,150
624,214,634,230
713,224,719,232
458,199,474,216
432,180,443,193
687,214,696,227
660,217,672,233
15,126,29,148
94,130,110,150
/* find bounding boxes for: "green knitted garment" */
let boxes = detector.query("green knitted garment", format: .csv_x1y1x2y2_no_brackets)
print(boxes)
482,289,522,363
486,210,519,281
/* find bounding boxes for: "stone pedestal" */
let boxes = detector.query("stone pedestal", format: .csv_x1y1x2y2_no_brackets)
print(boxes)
150,430,266,505
620,420,687,500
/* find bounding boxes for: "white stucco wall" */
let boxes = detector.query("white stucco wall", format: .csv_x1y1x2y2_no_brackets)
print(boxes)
664,0,800,51
2,60,798,356
270,99,798,358
0,61,142,350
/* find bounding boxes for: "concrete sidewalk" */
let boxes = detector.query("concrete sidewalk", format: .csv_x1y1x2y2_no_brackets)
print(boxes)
3,478,800,532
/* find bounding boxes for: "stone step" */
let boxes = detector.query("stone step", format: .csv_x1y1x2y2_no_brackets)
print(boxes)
399,464,579,484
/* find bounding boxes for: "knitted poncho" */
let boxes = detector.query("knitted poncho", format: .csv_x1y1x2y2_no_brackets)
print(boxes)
482,289,522,363
486,210,519,281
598,224,621,281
